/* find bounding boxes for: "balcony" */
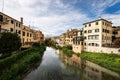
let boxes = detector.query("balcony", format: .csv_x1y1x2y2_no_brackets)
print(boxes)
0,18,9,24
0,28,9,33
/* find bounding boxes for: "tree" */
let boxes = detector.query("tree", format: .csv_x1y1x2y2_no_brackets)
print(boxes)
0,32,21,56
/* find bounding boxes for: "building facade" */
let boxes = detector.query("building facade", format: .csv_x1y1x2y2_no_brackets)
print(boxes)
72,30,84,53
0,12,44,48
58,18,120,54
83,18,113,52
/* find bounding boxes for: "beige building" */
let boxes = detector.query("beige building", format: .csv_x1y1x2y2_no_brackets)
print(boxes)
0,12,22,38
32,30,44,44
112,26,120,38
0,12,44,48
65,29,79,45
83,18,113,51
72,30,84,53
59,34,66,46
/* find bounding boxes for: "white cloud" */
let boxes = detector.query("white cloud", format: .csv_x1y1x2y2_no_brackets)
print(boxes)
1,0,119,37
102,14,120,26
91,0,120,16
0,0,88,37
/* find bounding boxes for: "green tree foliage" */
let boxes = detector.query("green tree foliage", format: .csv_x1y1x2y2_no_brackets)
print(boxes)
32,42,40,47
0,32,21,55
0,45,46,80
45,38,56,47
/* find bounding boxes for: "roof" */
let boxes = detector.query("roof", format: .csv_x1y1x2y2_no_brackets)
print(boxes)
83,18,112,25
0,12,21,23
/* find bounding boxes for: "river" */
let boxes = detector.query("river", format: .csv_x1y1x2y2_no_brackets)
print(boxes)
23,47,120,80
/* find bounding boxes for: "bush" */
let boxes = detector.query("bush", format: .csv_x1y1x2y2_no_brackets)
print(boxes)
32,42,40,47
0,45,46,80
0,32,21,56
63,45,72,50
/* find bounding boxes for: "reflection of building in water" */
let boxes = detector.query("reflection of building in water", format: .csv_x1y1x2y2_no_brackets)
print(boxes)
57,50,120,80
82,60,120,80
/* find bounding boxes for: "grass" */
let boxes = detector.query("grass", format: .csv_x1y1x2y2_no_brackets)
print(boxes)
0,46,46,80
79,51,120,74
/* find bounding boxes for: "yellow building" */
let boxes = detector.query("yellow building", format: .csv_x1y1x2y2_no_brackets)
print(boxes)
32,30,44,44
0,12,44,48
72,30,84,53
112,26,120,38
21,25,33,47
83,18,113,52
0,12,22,38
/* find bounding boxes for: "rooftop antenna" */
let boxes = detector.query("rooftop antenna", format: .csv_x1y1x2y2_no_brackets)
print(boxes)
2,0,4,12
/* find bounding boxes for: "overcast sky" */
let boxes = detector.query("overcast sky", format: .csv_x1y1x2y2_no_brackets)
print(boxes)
0,0,120,37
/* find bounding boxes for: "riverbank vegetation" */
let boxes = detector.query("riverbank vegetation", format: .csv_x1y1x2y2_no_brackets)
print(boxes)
58,45,75,57
0,32,21,58
80,51,120,73
0,43,46,80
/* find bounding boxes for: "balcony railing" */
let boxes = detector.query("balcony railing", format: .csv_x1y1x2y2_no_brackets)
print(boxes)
0,18,9,24
0,28,9,33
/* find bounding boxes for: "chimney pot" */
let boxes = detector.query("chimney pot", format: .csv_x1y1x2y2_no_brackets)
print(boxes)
20,17,23,24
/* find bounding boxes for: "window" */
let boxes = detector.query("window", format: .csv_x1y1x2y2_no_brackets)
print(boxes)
84,43,86,46
23,31,25,36
96,22,98,25
81,42,83,45
16,30,17,33
84,36,87,39
88,30,92,33
102,22,104,25
0,15,3,21
102,29,104,32
88,43,91,46
102,35,104,40
19,24,21,27
107,30,109,33
85,25,87,27
11,20,14,24
0,25,1,32
105,23,107,26
10,28,13,32
30,33,32,37
27,33,29,37
84,30,87,33
92,43,94,46
103,29,109,33
95,35,99,39
89,24,91,26
88,35,99,40
16,22,18,26
18,30,21,34
95,29,99,32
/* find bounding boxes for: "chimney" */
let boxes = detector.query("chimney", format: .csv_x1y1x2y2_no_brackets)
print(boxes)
20,17,23,24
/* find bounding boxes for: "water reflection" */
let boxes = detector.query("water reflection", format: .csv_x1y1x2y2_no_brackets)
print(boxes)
58,50,120,80
24,47,120,80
